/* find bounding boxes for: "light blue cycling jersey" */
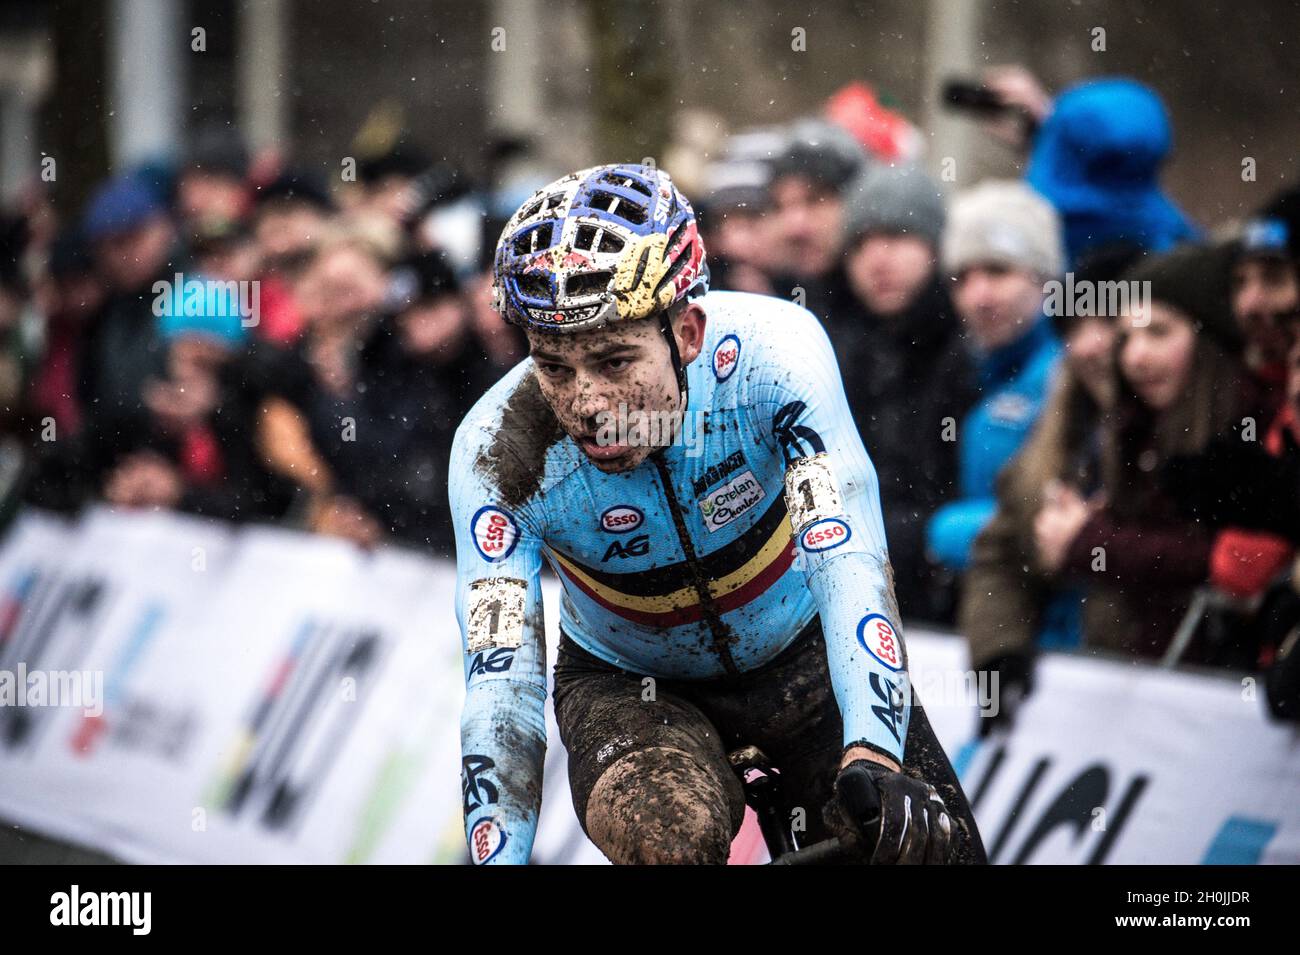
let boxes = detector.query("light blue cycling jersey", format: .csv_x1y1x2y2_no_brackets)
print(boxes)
449,290,911,864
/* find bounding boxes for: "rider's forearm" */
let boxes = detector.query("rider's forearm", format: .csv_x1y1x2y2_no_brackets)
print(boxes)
460,679,547,865
804,550,911,766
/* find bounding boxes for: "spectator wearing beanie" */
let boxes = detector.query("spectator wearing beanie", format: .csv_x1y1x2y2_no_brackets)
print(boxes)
1230,185,1300,411
1160,193,1300,547
59,272,297,522
177,125,251,232
1035,243,1253,663
766,118,870,322
698,152,777,297
833,163,977,624
77,173,180,434
926,180,1065,574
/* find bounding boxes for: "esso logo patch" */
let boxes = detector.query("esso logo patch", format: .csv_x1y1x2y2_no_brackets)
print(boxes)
856,613,903,671
800,518,852,552
600,505,644,534
471,506,519,562
471,817,507,864
713,334,741,381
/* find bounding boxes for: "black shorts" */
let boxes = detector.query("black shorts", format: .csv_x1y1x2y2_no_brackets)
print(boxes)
553,619,988,864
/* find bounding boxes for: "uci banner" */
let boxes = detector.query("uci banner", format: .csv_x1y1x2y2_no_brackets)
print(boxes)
0,509,1294,865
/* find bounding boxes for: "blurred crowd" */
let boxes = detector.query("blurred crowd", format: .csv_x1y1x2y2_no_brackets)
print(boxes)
696,70,1299,727
0,67,1296,725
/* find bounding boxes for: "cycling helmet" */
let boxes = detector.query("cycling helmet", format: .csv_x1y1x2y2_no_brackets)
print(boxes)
491,163,709,333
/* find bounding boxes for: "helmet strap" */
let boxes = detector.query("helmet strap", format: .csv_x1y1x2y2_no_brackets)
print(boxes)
659,308,689,416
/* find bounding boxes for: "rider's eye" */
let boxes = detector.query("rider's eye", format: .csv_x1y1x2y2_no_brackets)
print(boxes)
539,363,569,378
605,358,630,372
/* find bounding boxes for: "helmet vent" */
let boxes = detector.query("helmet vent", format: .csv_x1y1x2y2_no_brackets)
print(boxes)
590,189,648,225
574,224,625,254
531,192,566,217
516,273,552,302
566,270,611,297
512,221,553,255
598,171,652,199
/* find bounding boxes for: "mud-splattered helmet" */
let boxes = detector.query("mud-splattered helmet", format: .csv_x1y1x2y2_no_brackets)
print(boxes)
491,163,709,333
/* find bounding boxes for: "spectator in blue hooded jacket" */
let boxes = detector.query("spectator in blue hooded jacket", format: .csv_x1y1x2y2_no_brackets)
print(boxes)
927,180,1065,571
1026,78,1199,267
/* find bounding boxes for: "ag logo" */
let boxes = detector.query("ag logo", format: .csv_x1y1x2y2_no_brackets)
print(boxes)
602,534,650,562
712,334,740,381
600,504,644,534
471,506,519,562
800,517,851,552
468,647,516,678
471,817,508,864
856,613,902,671
870,672,905,744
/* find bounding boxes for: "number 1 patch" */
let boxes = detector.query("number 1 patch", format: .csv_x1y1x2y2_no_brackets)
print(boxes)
783,453,843,531
467,577,527,652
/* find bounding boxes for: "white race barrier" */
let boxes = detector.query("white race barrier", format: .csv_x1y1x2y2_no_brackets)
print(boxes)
0,509,1294,864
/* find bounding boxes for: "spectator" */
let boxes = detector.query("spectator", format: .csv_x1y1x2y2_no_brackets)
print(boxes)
766,118,869,315
77,174,178,431
251,170,336,343
1026,78,1199,267
1159,193,1300,542
324,251,490,555
177,126,251,231
249,230,391,546
1035,244,1251,662
29,230,105,436
926,180,1065,572
833,162,976,623
1230,186,1300,410
698,155,776,296
71,276,294,521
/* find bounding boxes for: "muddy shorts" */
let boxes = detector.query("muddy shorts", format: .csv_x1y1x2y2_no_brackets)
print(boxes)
553,619,988,864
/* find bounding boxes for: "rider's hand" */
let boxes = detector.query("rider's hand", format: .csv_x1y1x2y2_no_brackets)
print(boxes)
833,759,954,864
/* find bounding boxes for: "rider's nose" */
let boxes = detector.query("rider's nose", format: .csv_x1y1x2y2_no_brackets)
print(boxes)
570,387,606,424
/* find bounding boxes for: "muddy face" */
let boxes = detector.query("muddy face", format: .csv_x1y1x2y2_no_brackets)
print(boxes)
526,305,706,473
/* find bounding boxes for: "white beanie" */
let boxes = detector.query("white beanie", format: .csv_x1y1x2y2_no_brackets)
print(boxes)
942,180,1065,278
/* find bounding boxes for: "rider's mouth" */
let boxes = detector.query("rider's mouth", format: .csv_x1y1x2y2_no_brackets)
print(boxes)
576,435,633,462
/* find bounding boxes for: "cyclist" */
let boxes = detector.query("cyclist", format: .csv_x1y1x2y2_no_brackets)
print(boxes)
450,163,987,865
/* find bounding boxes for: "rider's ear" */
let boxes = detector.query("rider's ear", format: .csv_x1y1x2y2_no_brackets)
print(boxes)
675,303,707,364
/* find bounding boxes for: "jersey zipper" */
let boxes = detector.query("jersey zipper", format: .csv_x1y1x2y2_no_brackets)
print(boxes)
649,450,741,678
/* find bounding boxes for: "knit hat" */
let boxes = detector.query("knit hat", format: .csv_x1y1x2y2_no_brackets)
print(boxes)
770,118,869,193
1119,242,1240,352
186,124,249,179
1237,185,1300,264
942,180,1065,278
83,175,169,241
843,163,946,247
156,273,250,347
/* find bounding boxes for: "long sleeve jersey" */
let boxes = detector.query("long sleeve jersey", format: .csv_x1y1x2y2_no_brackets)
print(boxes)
449,290,911,864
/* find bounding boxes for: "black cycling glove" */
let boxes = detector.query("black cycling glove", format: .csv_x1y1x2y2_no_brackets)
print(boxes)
834,759,954,865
